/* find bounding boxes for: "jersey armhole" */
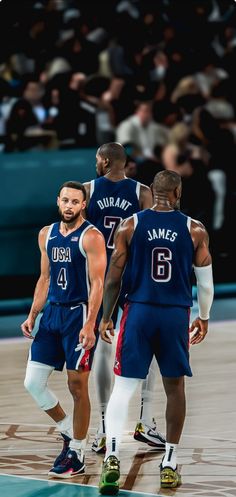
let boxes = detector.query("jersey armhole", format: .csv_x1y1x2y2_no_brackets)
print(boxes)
79,225,95,257
90,180,95,199
136,182,141,200
45,224,54,251
187,216,191,233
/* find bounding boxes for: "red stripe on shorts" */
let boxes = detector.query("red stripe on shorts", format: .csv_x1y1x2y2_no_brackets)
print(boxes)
80,350,91,371
114,302,130,376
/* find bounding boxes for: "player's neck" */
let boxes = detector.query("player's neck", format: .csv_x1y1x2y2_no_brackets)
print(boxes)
152,196,175,211
105,171,126,181
60,217,85,234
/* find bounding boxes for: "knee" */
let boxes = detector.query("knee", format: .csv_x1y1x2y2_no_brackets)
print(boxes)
68,379,88,401
24,375,36,396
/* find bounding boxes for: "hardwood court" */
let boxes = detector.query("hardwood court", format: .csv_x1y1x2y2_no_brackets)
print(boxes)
0,319,236,497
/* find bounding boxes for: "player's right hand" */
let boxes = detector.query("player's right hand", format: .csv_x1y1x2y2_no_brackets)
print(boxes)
99,318,114,344
21,318,35,339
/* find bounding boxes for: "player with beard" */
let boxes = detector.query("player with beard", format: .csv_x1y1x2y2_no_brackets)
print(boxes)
21,181,106,478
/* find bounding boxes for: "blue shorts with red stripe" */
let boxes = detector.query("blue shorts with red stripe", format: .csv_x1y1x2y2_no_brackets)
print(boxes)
30,302,98,371
114,302,192,379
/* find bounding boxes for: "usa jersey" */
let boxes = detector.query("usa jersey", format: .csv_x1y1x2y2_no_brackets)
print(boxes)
87,176,141,262
127,209,194,307
46,221,93,304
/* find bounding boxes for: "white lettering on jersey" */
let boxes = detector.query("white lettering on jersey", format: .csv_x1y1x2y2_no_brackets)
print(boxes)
97,197,132,211
147,229,178,242
51,247,72,262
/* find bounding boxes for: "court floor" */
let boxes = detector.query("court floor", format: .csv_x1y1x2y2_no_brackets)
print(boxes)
0,309,236,497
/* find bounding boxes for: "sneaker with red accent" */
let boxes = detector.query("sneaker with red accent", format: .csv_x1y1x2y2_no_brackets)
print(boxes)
51,433,71,469
48,449,85,478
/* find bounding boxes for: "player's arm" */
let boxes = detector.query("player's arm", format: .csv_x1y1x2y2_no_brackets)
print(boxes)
80,228,107,350
81,181,91,219
190,220,214,345
99,217,133,343
21,227,50,339
139,183,153,210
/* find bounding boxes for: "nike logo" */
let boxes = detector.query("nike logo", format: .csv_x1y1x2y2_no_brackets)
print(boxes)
70,305,81,310
49,236,57,240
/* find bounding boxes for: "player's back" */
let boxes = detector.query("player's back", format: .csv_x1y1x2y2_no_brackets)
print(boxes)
46,220,92,304
127,209,194,307
87,176,141,259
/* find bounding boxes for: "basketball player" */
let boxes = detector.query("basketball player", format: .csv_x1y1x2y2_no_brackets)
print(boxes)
21,181,106,478
83,142,165,453
98,170,214,493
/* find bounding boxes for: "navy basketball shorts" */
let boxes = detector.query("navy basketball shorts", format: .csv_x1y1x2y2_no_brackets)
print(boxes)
114,302,192,379
30,303,98,371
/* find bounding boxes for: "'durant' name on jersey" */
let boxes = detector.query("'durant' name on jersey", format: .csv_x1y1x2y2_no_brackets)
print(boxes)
97,197,132,211
147,228,178,242
51,247,71,262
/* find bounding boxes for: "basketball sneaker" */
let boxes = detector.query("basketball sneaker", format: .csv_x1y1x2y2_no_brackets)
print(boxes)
99,455,120,495
133,419,165,449
51,433,71,469
91,432,106,454
160,463,182,488
48,448,85,478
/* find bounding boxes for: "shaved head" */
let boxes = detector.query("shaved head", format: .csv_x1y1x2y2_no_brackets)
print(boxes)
153,170,182,194
97,142,127,165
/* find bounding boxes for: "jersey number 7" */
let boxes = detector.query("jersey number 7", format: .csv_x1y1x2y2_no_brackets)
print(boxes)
104,216,122,249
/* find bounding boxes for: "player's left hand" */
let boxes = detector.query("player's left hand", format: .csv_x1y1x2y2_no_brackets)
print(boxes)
79,323,96,350
99,318,114,344
189,317,208,345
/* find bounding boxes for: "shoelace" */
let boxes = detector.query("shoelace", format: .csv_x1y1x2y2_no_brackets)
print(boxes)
59,452,74,467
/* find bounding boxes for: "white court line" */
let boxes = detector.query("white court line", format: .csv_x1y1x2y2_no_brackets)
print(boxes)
0,472,158,496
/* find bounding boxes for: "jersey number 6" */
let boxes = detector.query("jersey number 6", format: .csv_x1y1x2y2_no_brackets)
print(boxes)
151,247,172,282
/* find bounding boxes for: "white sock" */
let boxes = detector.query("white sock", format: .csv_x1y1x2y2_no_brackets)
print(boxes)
93,337,113,433
104,376,141,461
98,404,106,435
56,414,73,439
140,357,157,427
162,442,178,470
69,438,86,461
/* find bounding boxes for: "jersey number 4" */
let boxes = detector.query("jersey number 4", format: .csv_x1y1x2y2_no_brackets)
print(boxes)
57,267,67,290
104,216,122,249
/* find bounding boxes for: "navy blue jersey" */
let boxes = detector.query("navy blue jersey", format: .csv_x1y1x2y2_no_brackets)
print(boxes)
46,221,93,304
127,209,194,307
86,177,141,262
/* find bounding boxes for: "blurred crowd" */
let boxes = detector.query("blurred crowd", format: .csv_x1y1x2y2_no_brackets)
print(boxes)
1,0,236,278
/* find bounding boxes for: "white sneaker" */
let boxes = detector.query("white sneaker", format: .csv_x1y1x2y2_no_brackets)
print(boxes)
91,433,106,454
133,419,165,449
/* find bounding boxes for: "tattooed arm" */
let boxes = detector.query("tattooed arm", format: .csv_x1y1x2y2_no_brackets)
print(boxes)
99,217,134,343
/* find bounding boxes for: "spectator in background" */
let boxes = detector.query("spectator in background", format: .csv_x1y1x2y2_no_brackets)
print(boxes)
161,142,215,233
116,101,169,159
5,76,57,151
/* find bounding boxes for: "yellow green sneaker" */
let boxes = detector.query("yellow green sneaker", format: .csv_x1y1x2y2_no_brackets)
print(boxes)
99,455,120,495
160,464,182,488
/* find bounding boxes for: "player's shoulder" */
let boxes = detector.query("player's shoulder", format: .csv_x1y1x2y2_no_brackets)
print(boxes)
190,217,209,242
190,217,207,231
83,180,92,192
139,182,151,192
39,225,52,237
82,224,106,250
84,224,105,241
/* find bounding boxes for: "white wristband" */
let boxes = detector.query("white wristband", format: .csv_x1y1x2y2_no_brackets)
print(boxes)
193,264,214,320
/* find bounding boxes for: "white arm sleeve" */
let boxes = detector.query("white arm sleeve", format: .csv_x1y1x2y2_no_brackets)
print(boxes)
193,264,214,320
